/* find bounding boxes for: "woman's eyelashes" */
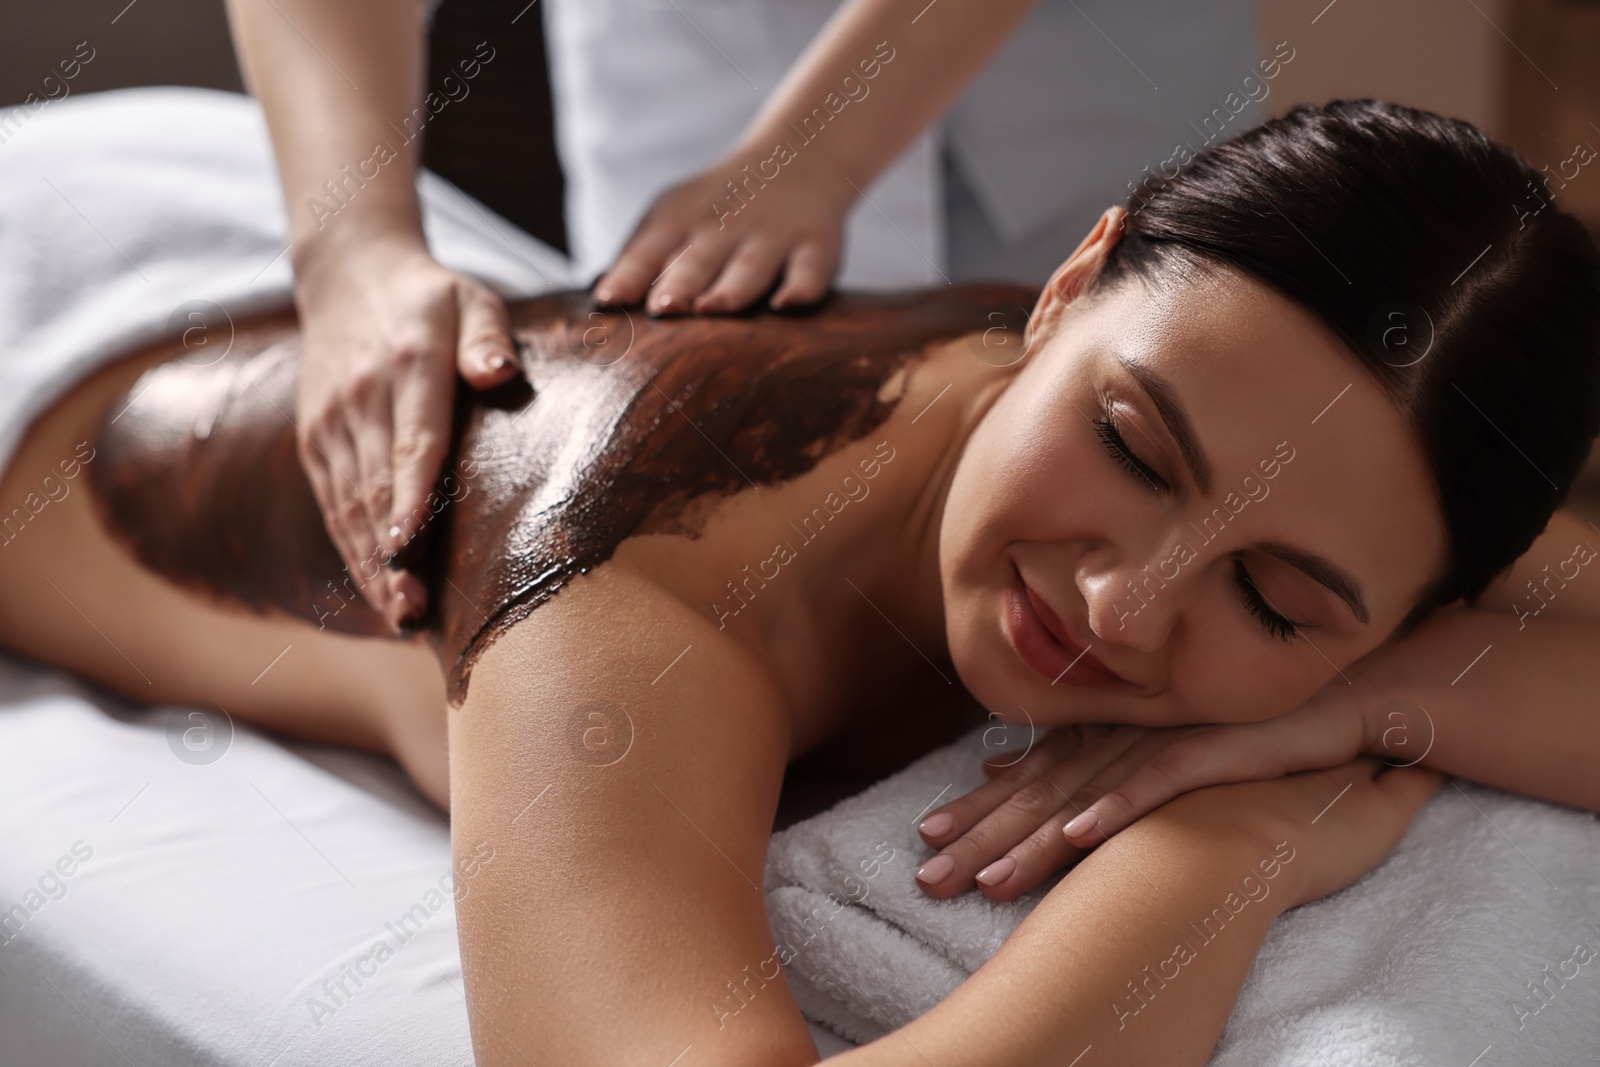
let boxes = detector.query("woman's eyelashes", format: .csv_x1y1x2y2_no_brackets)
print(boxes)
1092,413,1169,492
1093,405,1301,643
1232,557,1300,641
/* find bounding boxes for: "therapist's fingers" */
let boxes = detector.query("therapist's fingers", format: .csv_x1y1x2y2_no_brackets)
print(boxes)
693,238,789,314
302,420,391,620
645,240,730,316
770,236,840,309
594,222,690,308
346,374,398,582
385,344,457,630
454,279,518,390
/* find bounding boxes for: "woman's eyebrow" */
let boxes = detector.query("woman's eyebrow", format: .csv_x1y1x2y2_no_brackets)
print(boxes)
1253,541,1372,625
1113,355,1370,626
1115,355,1214,497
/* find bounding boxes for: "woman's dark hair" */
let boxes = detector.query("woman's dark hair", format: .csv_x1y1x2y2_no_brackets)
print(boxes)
1092,98,1600,638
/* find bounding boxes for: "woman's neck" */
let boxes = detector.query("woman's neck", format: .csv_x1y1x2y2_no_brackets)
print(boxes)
789,336,1020,665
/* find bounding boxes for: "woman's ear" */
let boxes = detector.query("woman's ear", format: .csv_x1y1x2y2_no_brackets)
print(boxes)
1025,206,1127,346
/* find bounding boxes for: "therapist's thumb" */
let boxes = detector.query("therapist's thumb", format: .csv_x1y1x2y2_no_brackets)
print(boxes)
455,279,518,389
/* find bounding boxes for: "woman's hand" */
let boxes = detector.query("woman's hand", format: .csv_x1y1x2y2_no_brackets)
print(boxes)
294,239,519,632
914,684,1386,900
592,156,853,316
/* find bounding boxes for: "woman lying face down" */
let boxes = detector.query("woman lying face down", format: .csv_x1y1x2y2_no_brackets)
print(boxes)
5,100,1598,1066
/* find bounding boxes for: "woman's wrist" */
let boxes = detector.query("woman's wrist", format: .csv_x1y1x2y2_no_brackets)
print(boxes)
1335,629,1445,760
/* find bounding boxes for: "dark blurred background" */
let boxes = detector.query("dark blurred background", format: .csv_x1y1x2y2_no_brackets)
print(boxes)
0,0,568,252
4,0,1600,513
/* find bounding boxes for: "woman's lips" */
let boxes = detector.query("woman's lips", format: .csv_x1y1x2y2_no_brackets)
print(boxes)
1004,564,1129,688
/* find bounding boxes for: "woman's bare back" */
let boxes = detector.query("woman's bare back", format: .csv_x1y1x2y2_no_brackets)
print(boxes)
91,288,1028,699
2,286,1029,805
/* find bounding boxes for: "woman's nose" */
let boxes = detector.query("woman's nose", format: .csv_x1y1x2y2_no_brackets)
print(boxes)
1080,555,1184,653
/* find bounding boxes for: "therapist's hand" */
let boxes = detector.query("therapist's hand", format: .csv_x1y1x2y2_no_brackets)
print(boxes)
593,156,854,316
294,238,519,632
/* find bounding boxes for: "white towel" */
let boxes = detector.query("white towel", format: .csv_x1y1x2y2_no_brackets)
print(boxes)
764,724,1600,1065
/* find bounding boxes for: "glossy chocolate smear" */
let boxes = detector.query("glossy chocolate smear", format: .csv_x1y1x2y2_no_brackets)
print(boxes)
92,286,1036,704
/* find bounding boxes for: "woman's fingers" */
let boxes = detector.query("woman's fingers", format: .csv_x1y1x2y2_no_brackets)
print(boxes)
917,726,1080,846
1062,729,1240,847
970,810,1086,902
957,731,1180,901
693,238,789,314
455,281,517,389
915,726,1144,899
1058,729,1206,846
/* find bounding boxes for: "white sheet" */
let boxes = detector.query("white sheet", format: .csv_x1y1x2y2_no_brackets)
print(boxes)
0,651,853,1064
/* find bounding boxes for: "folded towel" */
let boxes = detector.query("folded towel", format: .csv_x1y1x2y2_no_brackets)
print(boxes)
764,724,1600,1064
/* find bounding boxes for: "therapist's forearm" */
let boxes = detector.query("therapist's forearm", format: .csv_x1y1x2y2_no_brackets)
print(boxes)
224,0,427,270
729,0,1037,198
836,826,1280,1067
1352,605,1600,812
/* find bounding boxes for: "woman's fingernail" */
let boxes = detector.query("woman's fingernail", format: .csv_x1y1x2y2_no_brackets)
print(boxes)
487,353,509,371
1064,811,1097,840
976,856,1017,886
919,812,955,837
915,854,956,884
594,287,613,303
387,524,404,541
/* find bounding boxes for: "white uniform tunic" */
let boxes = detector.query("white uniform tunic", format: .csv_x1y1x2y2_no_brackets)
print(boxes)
543,0,1265,288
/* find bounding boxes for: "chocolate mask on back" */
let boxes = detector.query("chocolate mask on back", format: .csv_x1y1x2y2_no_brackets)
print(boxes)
91,287,1035,704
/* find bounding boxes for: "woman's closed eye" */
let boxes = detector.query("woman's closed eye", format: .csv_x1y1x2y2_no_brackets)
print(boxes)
1092,413,1168,492
1093,408,1302,642
1233,557,1301,642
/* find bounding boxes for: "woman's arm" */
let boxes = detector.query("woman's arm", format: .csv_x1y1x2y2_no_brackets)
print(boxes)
595,0,1039,314
1345,510,1600,810
447,561,822,1066
908,510,1600,903
838,761,1440,1067
224,0,519,630
449,551,1437,1066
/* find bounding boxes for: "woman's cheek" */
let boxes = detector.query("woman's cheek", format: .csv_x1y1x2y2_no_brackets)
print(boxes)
1167,631,1277,724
